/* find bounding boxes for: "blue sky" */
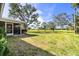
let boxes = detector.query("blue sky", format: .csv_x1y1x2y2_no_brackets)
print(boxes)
2,3,74,22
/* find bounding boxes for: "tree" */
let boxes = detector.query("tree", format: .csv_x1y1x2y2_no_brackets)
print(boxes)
71,3,79,33
47,21,56,31
41,22,47,31
67,22,74,30
35,21,41,30
53,13,69,30
9,3,39,32
65,14,74,30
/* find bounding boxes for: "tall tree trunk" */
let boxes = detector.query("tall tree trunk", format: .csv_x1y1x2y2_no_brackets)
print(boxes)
74,7,77,33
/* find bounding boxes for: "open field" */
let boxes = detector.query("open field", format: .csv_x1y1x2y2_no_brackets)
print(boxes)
7,30,79,56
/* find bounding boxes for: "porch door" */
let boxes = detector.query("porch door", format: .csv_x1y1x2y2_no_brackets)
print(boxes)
7,23,13,35
14,23,20,34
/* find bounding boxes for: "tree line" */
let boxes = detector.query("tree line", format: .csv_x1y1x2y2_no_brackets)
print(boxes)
30,13,74,31
8,3,79,33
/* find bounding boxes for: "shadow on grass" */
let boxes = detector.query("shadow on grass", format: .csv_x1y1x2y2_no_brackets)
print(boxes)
7,35,55,56
28,31,54,34
20,33,38,38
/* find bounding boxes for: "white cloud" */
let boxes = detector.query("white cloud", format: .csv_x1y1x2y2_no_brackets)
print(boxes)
36,10,43,14
37,16,44,23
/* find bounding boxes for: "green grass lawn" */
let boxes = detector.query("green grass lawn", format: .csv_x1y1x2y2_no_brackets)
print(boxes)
7,30,79,56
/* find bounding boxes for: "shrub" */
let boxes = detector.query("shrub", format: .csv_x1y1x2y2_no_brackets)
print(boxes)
0,27,8,56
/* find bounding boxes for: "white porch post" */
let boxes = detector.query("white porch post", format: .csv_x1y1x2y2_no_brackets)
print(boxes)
12,23,14,35
5,22,7,33
20,24,22,35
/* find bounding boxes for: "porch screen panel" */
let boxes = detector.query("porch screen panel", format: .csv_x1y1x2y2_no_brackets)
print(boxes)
7,24,12,33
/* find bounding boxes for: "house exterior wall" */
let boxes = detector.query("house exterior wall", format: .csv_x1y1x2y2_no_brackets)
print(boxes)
0,21,23,36
0,20,25,36
0,3,25,36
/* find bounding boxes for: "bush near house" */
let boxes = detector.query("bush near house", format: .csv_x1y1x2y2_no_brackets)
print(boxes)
0,27,9,56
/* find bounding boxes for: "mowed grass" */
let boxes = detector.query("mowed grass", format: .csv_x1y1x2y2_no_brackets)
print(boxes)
7,30,79,56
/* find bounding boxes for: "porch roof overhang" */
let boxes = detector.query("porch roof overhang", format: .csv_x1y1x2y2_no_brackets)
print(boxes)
0,18,26,24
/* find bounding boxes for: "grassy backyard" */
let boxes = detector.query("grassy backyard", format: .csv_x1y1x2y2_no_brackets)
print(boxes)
7,30,79,56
